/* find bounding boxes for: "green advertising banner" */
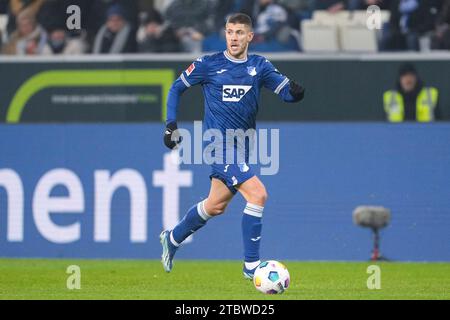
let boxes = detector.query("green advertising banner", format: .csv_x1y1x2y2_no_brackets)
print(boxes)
0,55,449,122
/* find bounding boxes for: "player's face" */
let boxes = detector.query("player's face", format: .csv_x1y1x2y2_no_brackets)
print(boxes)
225,23,254,59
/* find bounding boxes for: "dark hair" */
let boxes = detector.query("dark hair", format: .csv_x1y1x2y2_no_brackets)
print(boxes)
226,13,253,29
398,63,417,77
143,9,163,25
107,4,125,19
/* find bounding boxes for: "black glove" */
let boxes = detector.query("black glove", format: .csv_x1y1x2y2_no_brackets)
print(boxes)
289,81,305,102
164,122,182,150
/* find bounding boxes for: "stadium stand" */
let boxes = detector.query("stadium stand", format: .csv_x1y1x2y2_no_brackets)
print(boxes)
0,1,448,54
0,13,7,44
302,10,390,52
301,20,340,52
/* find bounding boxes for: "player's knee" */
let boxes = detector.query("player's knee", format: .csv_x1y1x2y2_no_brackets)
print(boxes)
248,189,268,206
258,190,269,205
262,190,269,203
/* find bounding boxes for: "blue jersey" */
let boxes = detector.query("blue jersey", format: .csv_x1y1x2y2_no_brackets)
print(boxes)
166,50,297,133
166,50,299,191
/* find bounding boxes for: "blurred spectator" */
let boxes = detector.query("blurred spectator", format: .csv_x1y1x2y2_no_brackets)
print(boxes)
85,0,138,51
313,0,347,12
210,0,235,31
42,25,87,55
381,0,439,51
278,0,315,24
92,4,136,54
137,0,176,15
251,0,300,51
0,0,6,48
348,0,391,10
141,0,175,15
164,0,214,53
2,8,47,55
0,1,7,49
36,0,69,33
93,0,139,28
0,0,7,13
5,0,44,35
137,9,181,53
138,0,155,13
431,0,450,49
253,0,288,39
383,63,441,122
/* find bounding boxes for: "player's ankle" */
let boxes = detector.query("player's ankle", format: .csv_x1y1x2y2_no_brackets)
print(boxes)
168,231,180,249
244,260,261,271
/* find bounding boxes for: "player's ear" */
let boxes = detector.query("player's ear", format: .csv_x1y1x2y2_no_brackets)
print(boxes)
247,31,254,42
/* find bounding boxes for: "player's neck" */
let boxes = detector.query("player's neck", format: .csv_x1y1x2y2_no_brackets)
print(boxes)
224,49,248,63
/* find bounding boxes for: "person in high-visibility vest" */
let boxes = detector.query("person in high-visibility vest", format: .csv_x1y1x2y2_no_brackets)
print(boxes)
383,63,441,122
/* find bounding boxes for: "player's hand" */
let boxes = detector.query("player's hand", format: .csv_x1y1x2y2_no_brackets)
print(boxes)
289,81,305,102
164,122,182,150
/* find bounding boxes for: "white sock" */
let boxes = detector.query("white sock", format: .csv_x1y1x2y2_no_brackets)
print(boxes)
245,260,261,270
169,231,180,247
197,199,213,221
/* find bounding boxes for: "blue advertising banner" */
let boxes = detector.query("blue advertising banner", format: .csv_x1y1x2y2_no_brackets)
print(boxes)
1,123,449,261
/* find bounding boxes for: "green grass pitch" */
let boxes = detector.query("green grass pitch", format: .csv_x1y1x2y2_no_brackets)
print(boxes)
0,259,449,300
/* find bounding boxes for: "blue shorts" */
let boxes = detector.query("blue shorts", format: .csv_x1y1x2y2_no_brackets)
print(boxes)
209,162,256,194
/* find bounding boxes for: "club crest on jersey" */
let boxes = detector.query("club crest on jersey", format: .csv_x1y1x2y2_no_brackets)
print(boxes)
239,162,250,173
222,85,252,102
247,66,257,76
186,63,196,76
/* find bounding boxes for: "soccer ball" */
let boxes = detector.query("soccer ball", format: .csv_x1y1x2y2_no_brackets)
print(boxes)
253,260,290,294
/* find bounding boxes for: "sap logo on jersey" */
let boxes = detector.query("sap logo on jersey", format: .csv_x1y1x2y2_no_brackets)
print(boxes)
223,85,252,102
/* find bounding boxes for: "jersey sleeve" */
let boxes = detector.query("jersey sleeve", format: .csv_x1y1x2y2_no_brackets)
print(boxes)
178,56,209,88
261,59,290,95
166,56,209,124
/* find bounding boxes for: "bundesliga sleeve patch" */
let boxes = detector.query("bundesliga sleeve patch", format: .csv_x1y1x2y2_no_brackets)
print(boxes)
186,63,196,76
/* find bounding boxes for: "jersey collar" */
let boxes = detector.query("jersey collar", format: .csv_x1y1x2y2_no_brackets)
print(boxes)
223,50,248,63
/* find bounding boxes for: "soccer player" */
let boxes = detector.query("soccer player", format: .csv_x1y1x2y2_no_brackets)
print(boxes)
160,13,305,279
